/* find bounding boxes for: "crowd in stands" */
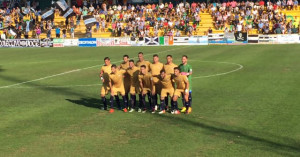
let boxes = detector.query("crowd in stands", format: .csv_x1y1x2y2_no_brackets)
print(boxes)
0,0,299,40
210,0,300,34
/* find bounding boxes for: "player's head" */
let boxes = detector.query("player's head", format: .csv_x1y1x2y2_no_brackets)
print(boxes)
166,55,173,63
174,67,181,75
138,52,144,61
111,64,117,73
140,65,147,74
182,55,188,64
129,59,135,68
160,69,166,78
123,55,129,62
153,54,159,63
104,57,110,65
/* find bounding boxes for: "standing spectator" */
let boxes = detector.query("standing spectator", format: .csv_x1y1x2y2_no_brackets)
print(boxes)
55,26,60,38
35,25,41,39
62,28,66,38
65,17,69,29
70,27,75,38
47,20,52,38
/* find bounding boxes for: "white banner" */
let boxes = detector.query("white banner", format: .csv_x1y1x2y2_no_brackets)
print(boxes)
64,39,78,46
277,34,300,44
173,37,189,45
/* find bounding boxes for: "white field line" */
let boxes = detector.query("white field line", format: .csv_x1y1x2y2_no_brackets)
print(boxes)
193,61,244,78
0,46,190,89
4,61,243,89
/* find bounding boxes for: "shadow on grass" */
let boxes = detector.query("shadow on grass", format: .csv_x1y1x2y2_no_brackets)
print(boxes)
0,66,4,72
155,114,300,156
66,97,132,110
66,98,103,109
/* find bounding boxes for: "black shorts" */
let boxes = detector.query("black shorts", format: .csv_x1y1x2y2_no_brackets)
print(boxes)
56,34,60,38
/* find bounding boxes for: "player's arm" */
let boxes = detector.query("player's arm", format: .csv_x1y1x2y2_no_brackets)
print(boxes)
99,68,104,82
187,65,193,75
109,76,113,94
147,61,151,72
139,76,144,92
184,76,189,94
150,77,155,95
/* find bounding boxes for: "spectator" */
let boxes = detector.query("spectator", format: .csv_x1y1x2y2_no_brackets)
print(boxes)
62,28,66,38
70,26,75,38
35,25,41,39
55,26,60,38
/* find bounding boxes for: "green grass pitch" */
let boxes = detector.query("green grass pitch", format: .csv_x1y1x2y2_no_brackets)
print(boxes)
0,45,299,156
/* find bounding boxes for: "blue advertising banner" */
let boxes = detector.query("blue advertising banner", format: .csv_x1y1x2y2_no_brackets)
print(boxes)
79,38,97,47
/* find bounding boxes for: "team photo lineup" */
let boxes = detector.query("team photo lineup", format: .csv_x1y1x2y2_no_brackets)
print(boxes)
99,52,192,114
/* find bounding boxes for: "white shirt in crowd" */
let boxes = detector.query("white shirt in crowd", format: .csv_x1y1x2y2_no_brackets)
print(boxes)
237,24,242,31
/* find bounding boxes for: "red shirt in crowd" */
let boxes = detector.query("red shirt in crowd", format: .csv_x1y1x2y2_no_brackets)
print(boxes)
226,1,231,7
259,0,265,6
168,3,173,9
152,4,156,10
191,2,197,8
76,0,83,7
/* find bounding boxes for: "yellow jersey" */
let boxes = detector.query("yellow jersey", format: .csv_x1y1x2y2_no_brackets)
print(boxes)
173,75,189,90
136,60,151,72
100,64,112,85
164,62,178,75
109,70,126,88
127,66,140,86
159,75,173,89
138,72,153,89
150,62,164,83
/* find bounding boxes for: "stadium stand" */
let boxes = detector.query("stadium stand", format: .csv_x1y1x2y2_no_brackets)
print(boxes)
0,0,299,39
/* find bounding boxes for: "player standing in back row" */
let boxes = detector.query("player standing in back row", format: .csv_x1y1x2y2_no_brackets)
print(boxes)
149,54,164,112
178,55,193,113
163,55,178,110
99,57,112,110
119,55,130,109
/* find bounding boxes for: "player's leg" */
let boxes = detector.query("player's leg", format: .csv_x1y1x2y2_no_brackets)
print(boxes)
140,90,148,113
184,92,190,114
109,94,115,113
141,93,147,113
165,96,169,110
169,88,175,112
120,88,128,112
125,83,130,109
181,93,187,113
151,84,158,111
115,95,121,110
155,84,162,111
129,85,138,112
138,94,143,111
188,91,192,113
129,93,136,112
172,94,180,114
101,85,108,110
159,88,167,114
147,92,152,109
